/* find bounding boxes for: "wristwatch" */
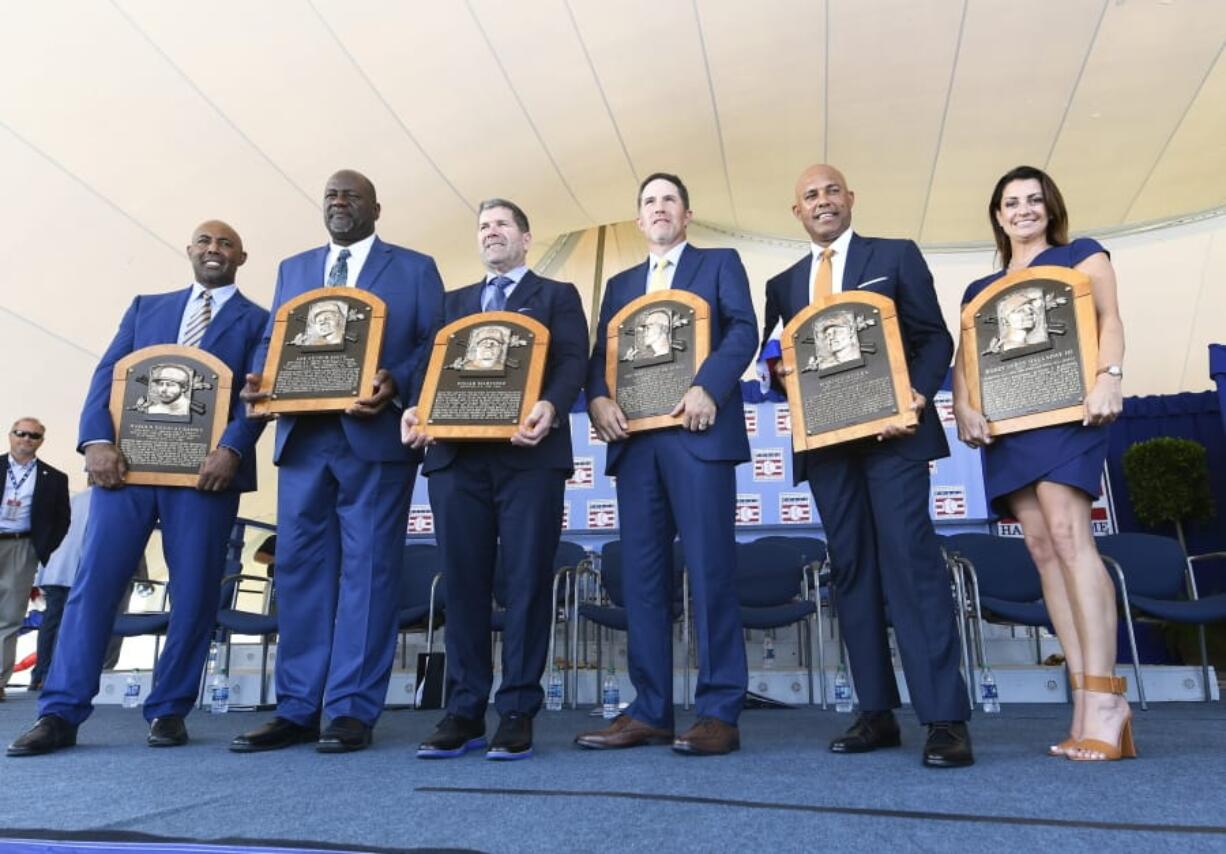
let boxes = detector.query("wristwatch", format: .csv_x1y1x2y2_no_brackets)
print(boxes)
1097,365,1123,379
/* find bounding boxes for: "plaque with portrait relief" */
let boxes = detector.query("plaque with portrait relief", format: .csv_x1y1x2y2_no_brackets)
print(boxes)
781,291,916,451
606,291,711,432
416,311,550,439
253,286,386,415
109,344,232,487
959,265,1097,436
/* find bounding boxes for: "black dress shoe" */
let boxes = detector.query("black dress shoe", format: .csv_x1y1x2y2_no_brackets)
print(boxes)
7,715,78,757
317,716,373,753
229,717,319,753
417,713,487,759
486,712,532,761
147,715,188,747
924,721,974,768
829,710,902,753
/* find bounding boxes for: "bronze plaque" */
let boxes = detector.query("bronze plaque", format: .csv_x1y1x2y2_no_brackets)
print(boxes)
253,287,386,414
108,344,232,487
960,266,1097,436
781,291,917,451
605,291,711,432
416,311,550,440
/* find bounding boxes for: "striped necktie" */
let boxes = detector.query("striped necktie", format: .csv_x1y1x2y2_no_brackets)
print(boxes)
812,248,835,302
327,248,351,286
180,290,213,348
484,276,513,311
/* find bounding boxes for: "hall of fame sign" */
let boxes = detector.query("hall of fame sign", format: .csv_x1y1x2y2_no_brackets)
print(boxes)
753,448,785,482
779,493,814,525
774,404,791,436
567,457,594,488
931,485,967,520
587,499,618,530
743,406,759,437
407,505,435,535
735,494,763,526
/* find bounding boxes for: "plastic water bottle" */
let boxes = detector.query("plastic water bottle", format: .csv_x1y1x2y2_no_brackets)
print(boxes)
833,663,853,713
601,665,620,719
980,667,1001,713
122,671,141,709
545,669,564,712
762,633,776,669
208,641,230,714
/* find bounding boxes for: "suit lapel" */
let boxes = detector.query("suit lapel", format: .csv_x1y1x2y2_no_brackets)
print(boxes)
505,270,543,313
789,255,812,316
841,233,871,294
464,280,485,316
199,291,248,350
356,237,393,292
669,245,700,294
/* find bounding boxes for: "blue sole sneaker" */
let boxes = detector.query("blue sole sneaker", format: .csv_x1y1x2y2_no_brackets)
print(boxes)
485,745,534,761
416,736,487,759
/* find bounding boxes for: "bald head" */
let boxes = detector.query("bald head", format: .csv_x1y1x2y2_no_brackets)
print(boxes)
324,170,381,245
187,220,247,287
792,163,854,246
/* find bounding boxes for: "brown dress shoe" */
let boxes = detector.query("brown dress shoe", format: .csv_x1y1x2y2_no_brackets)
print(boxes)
575,714,673,749
672,718,740,756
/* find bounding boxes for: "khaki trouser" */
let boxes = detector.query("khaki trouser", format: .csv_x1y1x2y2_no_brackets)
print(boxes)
0,537,39,686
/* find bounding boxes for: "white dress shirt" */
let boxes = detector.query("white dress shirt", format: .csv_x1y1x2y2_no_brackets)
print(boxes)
809,228,855,293
325,232,377,286
644,241,689,292
1,456,38,533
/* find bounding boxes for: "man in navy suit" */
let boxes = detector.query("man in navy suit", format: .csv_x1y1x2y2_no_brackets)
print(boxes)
404,199,587,761
8,221,267,756
575,174,757,756
235,170,444,753
762,164,972,767
0,418,70,701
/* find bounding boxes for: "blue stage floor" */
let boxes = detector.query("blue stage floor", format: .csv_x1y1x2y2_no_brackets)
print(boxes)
1,693,1224,853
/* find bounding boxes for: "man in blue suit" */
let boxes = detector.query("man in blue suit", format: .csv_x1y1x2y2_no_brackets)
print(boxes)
576,174,757,756
762,164,972,767
235,170,444,753
405,199,587,761
8,221,267,756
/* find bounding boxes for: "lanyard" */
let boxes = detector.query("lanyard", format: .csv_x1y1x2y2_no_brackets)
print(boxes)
6,461,35,495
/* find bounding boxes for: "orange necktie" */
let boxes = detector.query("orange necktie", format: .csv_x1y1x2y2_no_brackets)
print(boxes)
812,248,834,303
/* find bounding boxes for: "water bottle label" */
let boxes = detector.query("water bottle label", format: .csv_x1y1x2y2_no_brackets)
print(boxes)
834,685,851,700
124,683,140,697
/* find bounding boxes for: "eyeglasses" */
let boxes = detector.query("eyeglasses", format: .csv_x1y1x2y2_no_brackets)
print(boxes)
11,430,44,440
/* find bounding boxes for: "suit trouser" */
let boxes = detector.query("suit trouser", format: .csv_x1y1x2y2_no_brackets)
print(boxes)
39,485,240,724
274,418,413,727
806,449,969,723
615,430,746,729
429,449,566,720
0,538,38,686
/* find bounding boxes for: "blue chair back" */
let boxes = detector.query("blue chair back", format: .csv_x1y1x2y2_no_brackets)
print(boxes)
554,540,588,572
403,543,446,610
598,540,626,607
1096,533,1187,600
942,533,1043,602
735,540,806,607
754,535,828,569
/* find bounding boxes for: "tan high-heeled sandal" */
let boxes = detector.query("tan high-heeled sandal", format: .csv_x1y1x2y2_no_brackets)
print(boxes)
1067,674,1137,761
1048,672,1082,757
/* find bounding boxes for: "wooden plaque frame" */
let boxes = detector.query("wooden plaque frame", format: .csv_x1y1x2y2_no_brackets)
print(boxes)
253,286,386,415
416,311,550,440
109,344,232,487
605,290,711,432
960,265,1097,437
781,291,917,452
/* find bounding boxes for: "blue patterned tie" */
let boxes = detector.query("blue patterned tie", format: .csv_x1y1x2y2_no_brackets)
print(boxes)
326,248,351,286
485,276,513,311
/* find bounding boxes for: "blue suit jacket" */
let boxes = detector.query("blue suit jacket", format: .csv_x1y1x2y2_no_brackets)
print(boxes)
256,237,446,465
423,271,589,476
78,287,269,493
587,245,758,475
762,233,953,480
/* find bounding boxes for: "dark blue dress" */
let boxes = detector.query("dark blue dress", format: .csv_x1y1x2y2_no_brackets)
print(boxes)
961,238,1110,516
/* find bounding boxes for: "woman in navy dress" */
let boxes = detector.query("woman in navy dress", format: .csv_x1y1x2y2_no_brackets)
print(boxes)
953,166,1129,761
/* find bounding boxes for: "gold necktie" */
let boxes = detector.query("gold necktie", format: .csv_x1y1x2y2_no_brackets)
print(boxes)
648,258,672,294
812,248,835,302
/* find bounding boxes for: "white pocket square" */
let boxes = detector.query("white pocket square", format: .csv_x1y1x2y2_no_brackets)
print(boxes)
856,276,888,288
517,307,534,313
